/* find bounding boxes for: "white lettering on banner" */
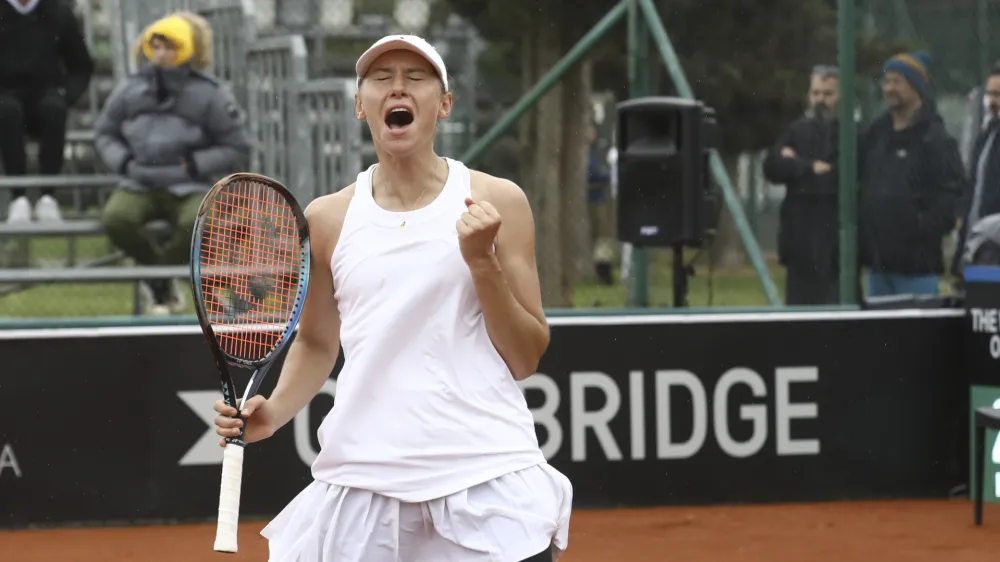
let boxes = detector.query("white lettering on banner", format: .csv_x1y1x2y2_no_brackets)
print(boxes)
656,370,708,459
569,372,623,462
971,308,1000,333
0,443,22,478
991,398,1000,499
519,368,820,462
294,379,337,466
714,368,768,458
178,391,226,465
178,368,821,467
629,370,645,460
969,308,1000,358
775,367,821,455
518,374,562,459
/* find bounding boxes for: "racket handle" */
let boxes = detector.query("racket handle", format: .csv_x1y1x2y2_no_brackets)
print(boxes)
214,443,245,553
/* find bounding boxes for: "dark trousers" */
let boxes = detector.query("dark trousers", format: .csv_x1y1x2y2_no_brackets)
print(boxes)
0,89,69,198
521,548,553,562
785,266,840,306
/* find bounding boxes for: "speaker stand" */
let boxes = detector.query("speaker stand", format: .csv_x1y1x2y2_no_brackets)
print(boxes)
671,243,693,308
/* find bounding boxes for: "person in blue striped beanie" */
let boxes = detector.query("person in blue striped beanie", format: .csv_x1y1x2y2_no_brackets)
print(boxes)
857,50,966,299
883,51,933,105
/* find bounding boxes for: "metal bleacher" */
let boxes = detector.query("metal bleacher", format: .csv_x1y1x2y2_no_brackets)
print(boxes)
0,0,367,318
0,1,229,315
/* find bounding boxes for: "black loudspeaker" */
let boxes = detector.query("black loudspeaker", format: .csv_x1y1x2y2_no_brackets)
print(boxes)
615,97,718,248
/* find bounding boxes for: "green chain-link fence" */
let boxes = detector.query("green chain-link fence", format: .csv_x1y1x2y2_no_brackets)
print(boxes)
6,0,999,320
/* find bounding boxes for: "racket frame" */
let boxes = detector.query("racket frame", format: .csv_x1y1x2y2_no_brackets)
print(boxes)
188,173,311,554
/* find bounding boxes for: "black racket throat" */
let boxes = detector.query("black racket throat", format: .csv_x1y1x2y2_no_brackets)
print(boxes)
214,350,275,443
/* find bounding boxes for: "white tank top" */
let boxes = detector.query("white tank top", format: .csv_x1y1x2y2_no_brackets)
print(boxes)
311,158,546,502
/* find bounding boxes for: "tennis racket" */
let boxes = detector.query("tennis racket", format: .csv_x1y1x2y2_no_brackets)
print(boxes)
189,172,311,553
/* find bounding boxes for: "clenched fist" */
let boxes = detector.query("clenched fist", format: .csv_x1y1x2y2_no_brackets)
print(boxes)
457,197,501,267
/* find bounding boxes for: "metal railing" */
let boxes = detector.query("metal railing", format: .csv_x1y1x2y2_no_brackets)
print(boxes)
246,34,309,197
0,1,364,321
200,0,257,110
297,78,364,200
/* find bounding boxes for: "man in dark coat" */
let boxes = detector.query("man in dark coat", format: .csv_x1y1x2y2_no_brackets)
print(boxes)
954,64,1000,279
763,65,842,305
858,51,965,298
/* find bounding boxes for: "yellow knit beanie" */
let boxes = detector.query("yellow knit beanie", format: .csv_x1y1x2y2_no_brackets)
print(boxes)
141,15,194,66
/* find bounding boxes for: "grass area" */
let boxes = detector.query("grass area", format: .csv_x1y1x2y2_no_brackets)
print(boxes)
1,233,964,320
574,249,785,309
1,238,786,318
0,235,143,318
573,247,960,309
33,232,976,324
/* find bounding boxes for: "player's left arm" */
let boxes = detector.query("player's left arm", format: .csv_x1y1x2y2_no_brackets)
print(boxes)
462,173,549,381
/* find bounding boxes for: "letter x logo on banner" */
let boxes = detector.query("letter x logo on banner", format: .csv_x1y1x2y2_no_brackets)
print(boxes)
178,390,225,466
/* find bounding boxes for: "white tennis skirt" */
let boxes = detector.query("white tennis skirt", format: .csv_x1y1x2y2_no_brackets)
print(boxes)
261,463,573,562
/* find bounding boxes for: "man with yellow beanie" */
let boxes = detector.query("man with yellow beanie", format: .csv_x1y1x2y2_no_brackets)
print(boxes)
94,12,250,315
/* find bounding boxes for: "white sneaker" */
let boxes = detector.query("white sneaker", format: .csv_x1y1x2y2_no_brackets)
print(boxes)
147,303,172,316
138,282,159,315
34,194,63,222
168,279,187,314
141,279,187,316
7,196,31,224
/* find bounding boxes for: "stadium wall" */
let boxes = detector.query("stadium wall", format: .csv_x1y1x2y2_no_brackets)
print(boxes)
0,309,967,529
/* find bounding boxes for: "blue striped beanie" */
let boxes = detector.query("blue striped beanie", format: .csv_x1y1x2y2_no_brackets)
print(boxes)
883,51,932,99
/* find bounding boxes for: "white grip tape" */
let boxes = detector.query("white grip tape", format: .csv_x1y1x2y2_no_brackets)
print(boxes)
214,443,245,553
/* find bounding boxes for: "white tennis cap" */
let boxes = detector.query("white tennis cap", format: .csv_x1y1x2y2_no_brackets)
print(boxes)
355,34,449,91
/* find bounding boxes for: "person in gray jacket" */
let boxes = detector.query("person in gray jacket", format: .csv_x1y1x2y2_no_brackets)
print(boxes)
94,12,250,315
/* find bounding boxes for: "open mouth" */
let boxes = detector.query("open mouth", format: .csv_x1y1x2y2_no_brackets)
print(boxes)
385,107,415,130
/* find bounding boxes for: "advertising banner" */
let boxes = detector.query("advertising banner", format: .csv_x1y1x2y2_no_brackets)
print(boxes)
0,310,966,528
963,266,1000,502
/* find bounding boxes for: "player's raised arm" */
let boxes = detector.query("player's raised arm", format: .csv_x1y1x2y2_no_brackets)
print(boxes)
460,173,549,380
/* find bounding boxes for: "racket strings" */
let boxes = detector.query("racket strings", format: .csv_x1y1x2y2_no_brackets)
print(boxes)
199,178,303,361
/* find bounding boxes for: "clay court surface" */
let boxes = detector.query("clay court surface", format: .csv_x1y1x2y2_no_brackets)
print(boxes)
4,500,1000,561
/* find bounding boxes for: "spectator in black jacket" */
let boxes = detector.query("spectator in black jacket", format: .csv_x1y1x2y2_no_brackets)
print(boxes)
858,51,964,297
953,64,1000,279
0,0,94,224
763,65,842,305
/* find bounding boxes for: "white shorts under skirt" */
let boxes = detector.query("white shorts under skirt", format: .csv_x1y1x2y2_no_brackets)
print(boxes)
260,463,573,562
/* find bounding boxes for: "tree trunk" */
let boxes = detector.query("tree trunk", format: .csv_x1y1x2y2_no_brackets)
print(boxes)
559,59,592,304
519,20,538,212
708,154,748,271
521,17,569,306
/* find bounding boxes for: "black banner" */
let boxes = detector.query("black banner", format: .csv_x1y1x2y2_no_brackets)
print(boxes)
964,266,1000,387
961,266,1000,500
0,310,966,528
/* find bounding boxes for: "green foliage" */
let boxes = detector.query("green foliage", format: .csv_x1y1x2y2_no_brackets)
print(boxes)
354,0,397,14
650,0,835,153
441,0,920,153
443,0,615,41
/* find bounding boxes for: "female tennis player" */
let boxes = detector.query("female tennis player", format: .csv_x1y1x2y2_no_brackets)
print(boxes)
213,34,572,562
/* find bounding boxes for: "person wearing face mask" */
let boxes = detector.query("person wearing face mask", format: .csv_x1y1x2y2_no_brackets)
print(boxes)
763,65,843,305
953,64,1000,282
857,51,964,298
93,12,250,316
